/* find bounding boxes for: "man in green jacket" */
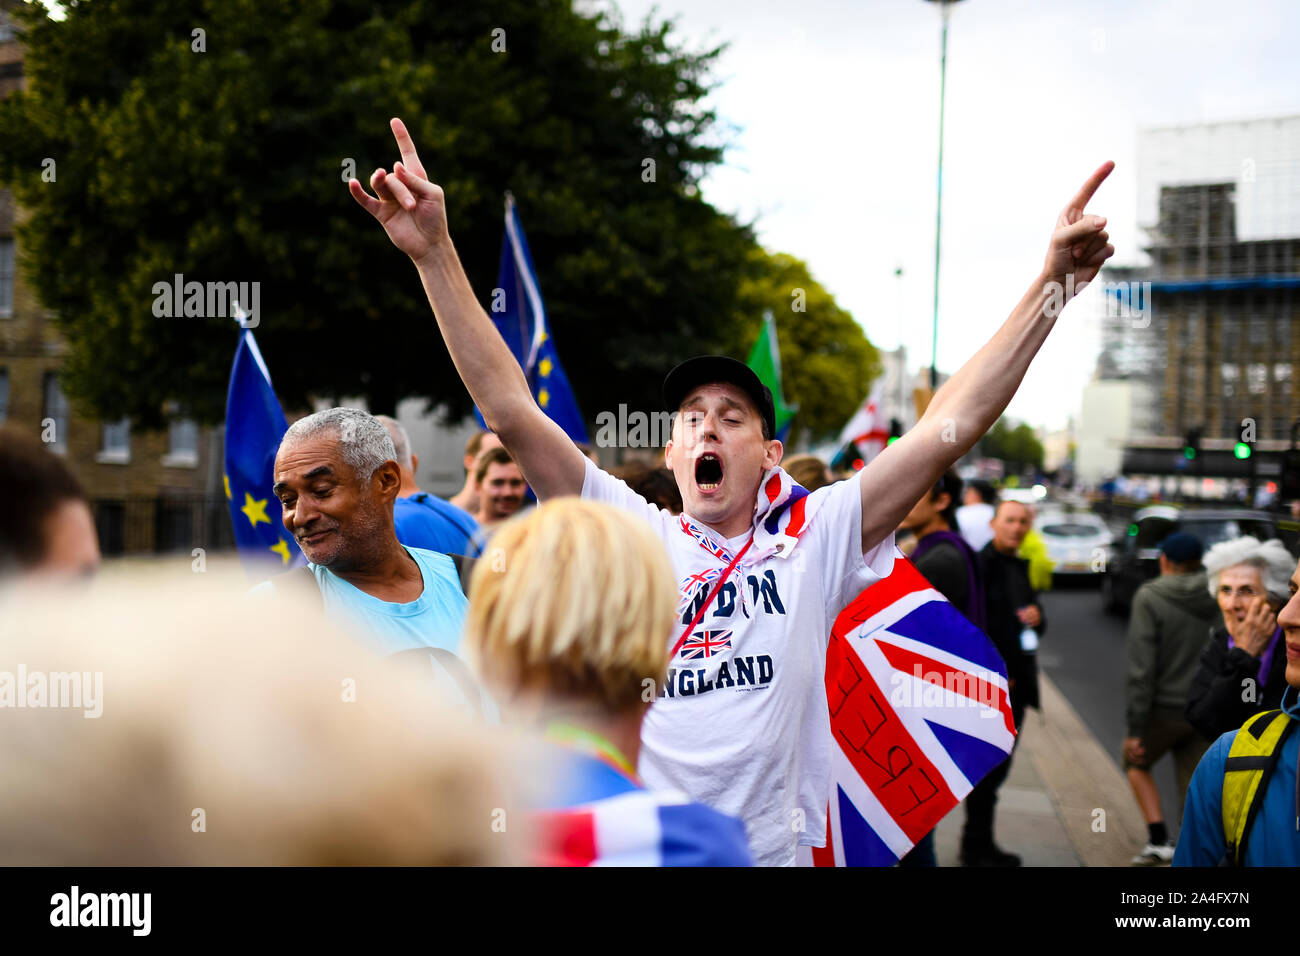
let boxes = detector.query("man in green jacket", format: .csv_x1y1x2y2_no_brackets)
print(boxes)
1123,532,1219,865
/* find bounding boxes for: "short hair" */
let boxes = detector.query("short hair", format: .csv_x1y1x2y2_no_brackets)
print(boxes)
0,425,90,571
1203,536,1295,606
968,480,996,505
464,499,676,714
281,408,395,480
993,498,1031,520
783,455,831,492
611,463,683,514
465,430,490,459
929,470,963,529
0,569,520,864
374,415,413,470
475,446,516,485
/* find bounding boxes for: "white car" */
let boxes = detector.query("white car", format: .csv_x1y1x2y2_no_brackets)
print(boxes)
1038,513,1112,575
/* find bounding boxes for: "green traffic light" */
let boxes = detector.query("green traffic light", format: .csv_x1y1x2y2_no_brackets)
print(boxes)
887,436,900,445
1234,442,1252,460
1183,447,1196,460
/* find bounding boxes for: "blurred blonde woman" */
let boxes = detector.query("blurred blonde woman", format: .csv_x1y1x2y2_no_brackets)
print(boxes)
0,571,520,865
465,498,752,866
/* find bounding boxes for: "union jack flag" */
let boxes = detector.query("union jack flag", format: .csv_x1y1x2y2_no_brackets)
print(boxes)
679,516,735,563
806,553,1016,867
678,629,733,661
677,568,723,618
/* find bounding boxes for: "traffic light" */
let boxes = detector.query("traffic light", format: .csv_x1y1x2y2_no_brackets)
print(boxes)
888,418,903,445
1234,441,1252,460
1183,426,1203,461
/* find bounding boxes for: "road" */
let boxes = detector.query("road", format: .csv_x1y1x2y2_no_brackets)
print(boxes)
1036,576,1188,833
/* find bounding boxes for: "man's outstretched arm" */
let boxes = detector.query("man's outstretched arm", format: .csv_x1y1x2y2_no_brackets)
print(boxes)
348,118,586,501
856,161,1116,554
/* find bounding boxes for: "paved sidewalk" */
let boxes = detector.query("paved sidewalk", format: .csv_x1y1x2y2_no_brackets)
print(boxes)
933,672,1149,867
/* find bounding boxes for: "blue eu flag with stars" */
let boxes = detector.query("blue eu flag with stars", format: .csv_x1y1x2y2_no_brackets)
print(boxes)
224,328,303,576
476,194,588,443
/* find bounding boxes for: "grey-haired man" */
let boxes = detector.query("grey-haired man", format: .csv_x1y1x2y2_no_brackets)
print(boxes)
269,407,470,660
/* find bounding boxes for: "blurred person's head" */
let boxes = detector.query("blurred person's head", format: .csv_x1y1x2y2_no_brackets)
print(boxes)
374,414,420,495
965,480,996,507
474,447,526,524
273,407,401,569
1272,554,1300,687
0,571,521,864
783,455,833,492
464,499,675,725
464,430,503,476
899,470,962,537
1157,532,1203,576
611,462,684,514
990,499,1032,554
1203,536,1294,629
0,426,99,579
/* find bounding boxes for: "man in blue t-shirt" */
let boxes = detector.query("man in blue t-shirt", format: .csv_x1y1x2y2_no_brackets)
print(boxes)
376,415,483,557
268,408,481,717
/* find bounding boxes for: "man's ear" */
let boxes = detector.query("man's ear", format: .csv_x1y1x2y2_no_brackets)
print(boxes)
764,438,784,470
410,452,420,476
935,492,952,513
664,438,675,469
373,460,402,503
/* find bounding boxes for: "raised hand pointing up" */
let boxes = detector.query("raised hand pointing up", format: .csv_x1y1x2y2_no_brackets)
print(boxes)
1041,160,1115,302
348,118,451,265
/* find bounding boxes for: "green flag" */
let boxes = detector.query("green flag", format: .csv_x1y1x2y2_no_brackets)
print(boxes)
746,311,796,438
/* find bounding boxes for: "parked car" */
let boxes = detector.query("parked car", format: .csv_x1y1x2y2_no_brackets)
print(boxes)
1100,506,1279,615
1039,513,1112,577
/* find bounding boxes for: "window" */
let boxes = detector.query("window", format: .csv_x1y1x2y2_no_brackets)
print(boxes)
1247,363,1268,395
0,238,14,317
96,417,131,464
1222,363,1238,398
163,416,199,468
42,372,69,454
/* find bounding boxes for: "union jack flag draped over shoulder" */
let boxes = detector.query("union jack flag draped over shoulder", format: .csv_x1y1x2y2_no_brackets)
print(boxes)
808,554,1016,866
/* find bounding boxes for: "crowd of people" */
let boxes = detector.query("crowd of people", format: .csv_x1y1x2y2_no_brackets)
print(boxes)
2,118,1296,868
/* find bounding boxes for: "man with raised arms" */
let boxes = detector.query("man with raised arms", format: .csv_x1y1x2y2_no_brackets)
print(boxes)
349,118,1114,866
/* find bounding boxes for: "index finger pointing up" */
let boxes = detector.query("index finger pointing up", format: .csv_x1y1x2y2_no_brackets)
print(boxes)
1067,160,1115,212
390,117,427,179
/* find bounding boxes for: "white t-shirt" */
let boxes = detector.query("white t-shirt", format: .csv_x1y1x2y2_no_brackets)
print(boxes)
580,460,895,866
956,502,995,552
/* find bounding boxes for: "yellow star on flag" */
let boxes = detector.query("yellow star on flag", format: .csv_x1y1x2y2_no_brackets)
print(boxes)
241,492,271,528
538,388,550,408
539,357,553,378
223,474,232,500
269,538,292,565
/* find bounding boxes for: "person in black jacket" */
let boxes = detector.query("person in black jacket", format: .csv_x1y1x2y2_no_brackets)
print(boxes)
1185,536,1294,740
961,498,1044,867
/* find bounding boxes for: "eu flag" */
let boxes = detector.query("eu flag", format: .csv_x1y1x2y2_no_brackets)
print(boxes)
477,194,588,443
224,328,302,576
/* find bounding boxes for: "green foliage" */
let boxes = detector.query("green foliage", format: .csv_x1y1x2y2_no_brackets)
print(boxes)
0,0,758,425
981,417,1045,471
725,248,881,445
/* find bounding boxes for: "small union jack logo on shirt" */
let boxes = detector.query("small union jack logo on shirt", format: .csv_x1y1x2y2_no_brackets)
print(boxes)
679,629,733,660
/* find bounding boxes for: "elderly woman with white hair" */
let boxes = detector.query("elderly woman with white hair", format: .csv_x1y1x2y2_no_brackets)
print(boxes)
1185,536,1295,740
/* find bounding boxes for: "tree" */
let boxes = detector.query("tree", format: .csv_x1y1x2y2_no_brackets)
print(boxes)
980,417,1045,472
724,248,881,446
0,0,756,426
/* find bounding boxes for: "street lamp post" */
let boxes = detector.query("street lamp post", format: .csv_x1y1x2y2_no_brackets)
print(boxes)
923,0,966,391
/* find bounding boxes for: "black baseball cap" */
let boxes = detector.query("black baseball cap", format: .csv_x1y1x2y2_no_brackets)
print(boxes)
1159,532,1203,564
663,355,776,439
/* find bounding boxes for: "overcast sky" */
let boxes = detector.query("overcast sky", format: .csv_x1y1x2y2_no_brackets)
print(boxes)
607,0,1300,431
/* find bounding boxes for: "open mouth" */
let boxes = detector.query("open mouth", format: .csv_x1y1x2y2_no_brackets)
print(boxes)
695,453,723,492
